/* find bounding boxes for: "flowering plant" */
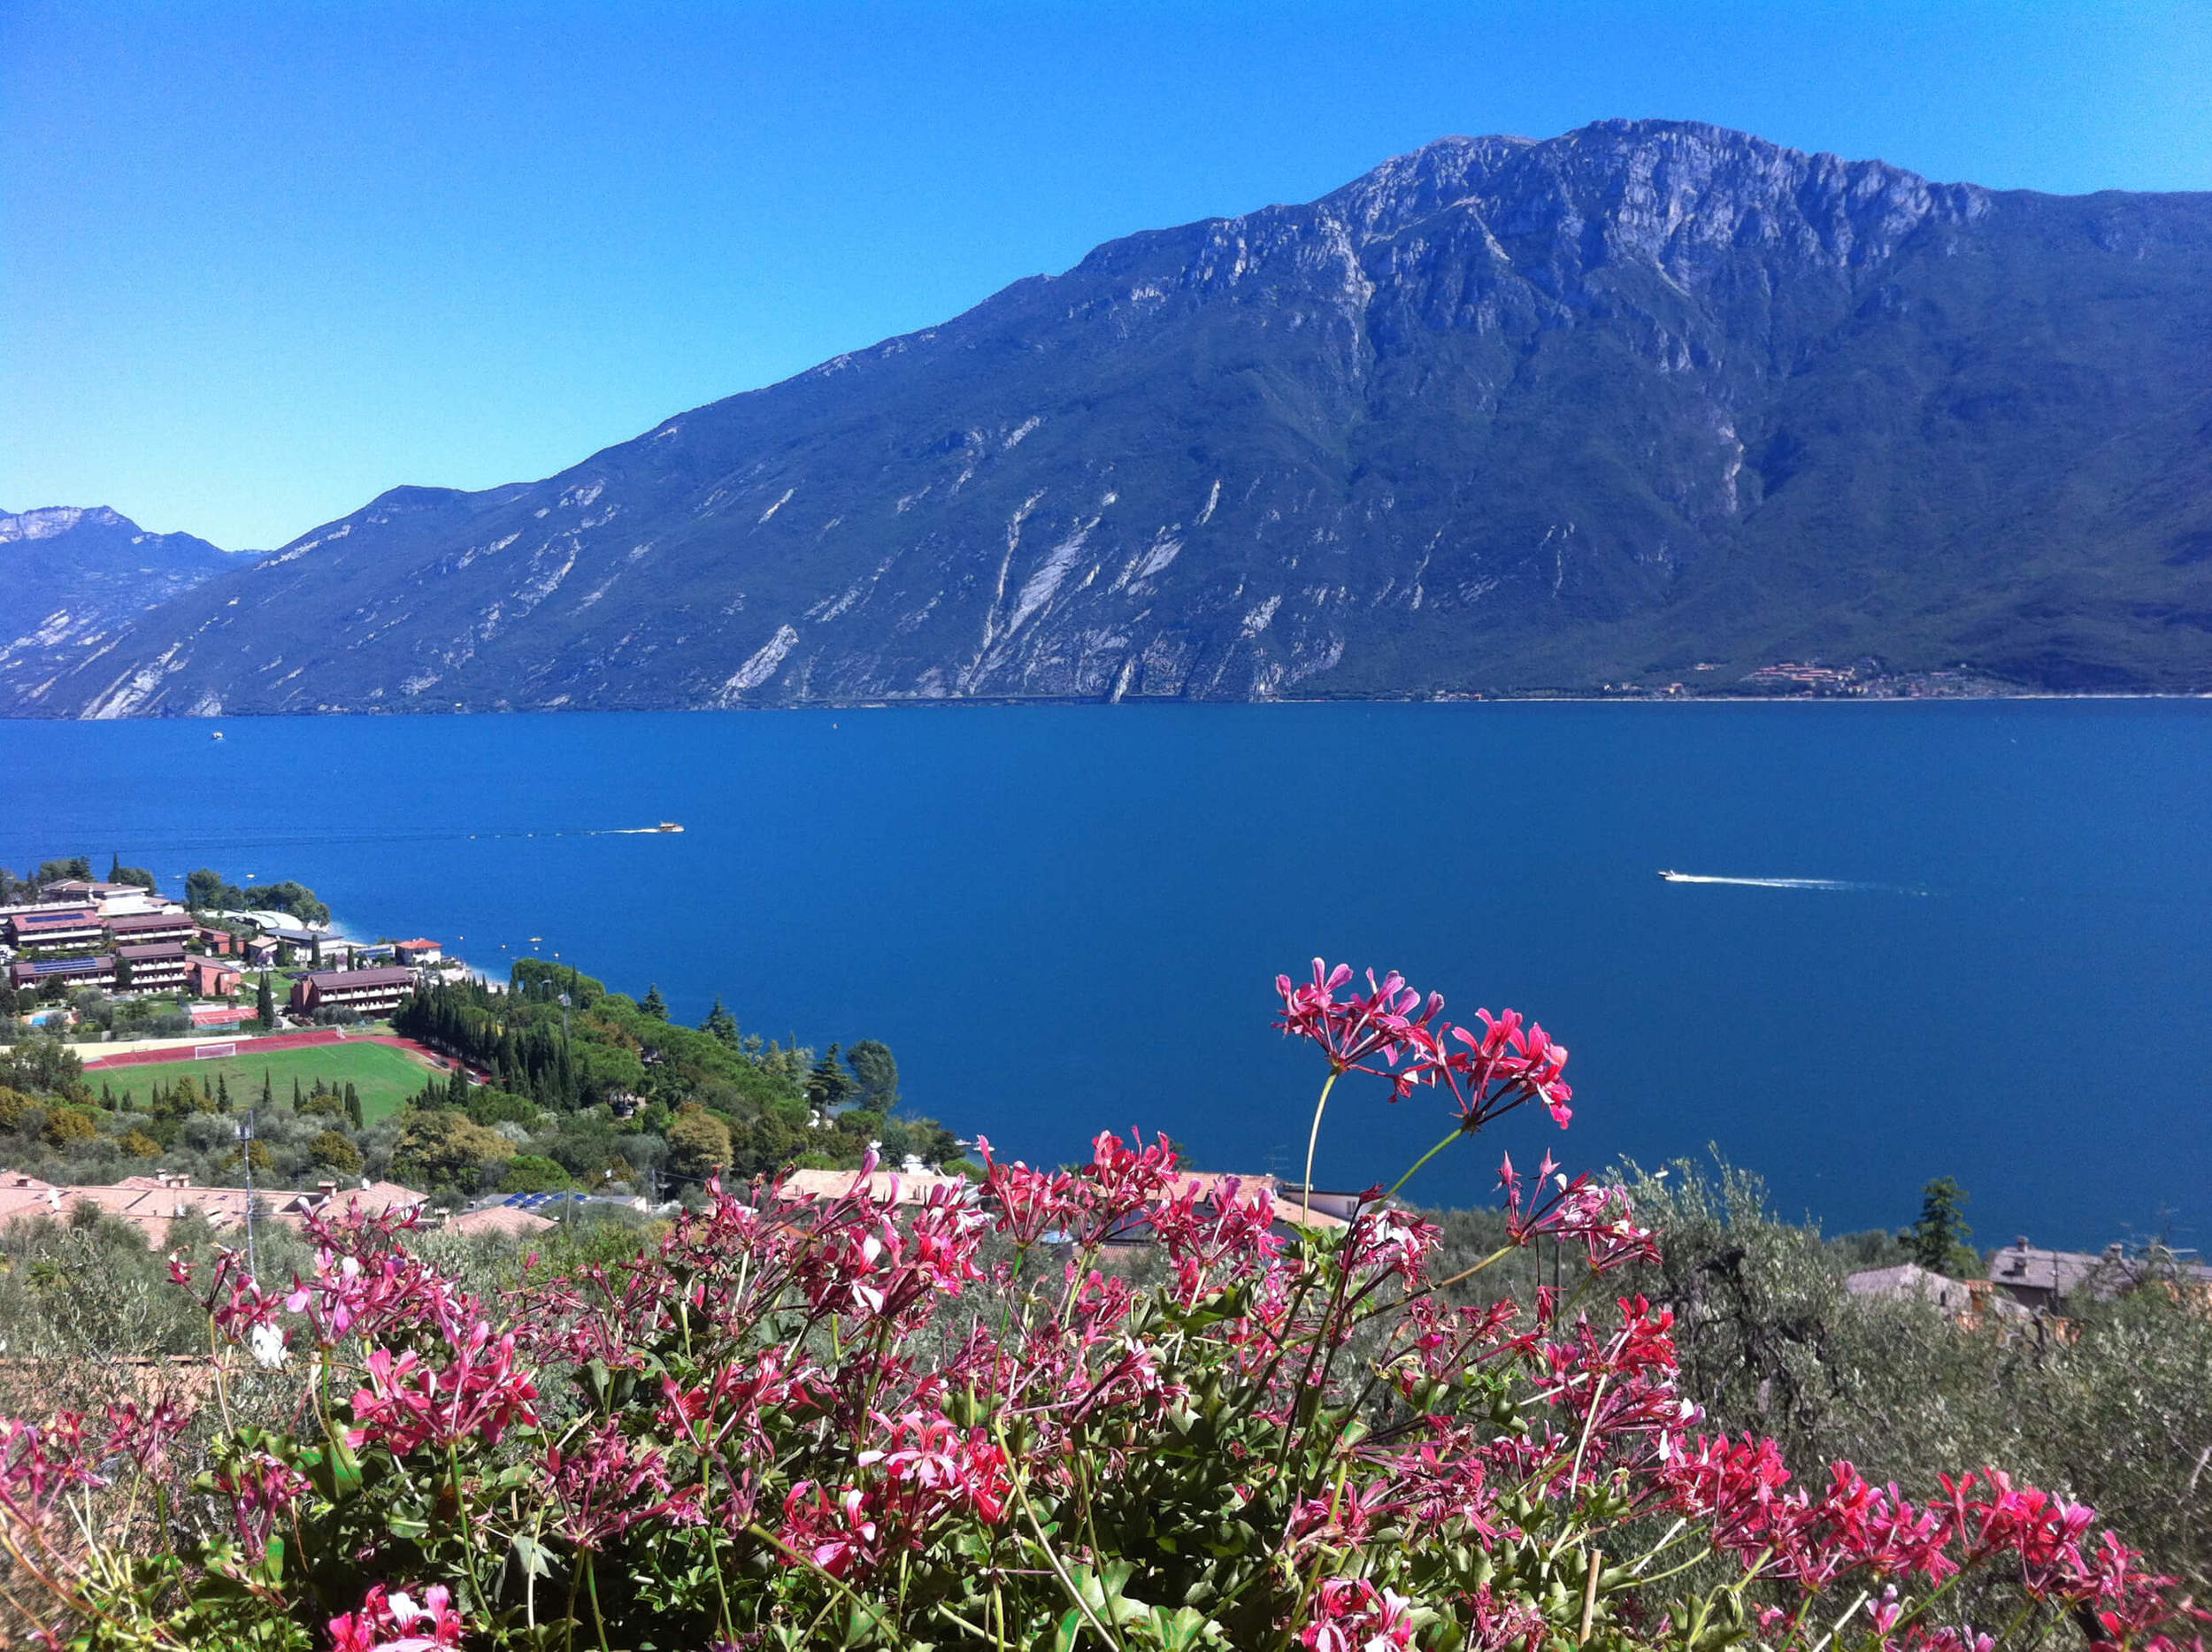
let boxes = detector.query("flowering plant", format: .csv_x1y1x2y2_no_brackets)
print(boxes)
0,961,2200,1652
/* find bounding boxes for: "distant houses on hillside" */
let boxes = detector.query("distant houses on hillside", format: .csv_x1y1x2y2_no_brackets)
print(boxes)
288,965,419,1019
0,1169,437,1248
4,864,473,1039
1847,1237,2212,1333
0,1168,598,1248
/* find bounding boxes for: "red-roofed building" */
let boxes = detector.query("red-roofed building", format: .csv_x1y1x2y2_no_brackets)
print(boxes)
195,926,238,956
0,1172,432,1248
5,906,104,950
309,1181,435,1222
41,880,141,905
289,965,417,1018
189,1002,247,1029
8,954,116,991
392,939,444,964
185,956,244,998
106,911,197,947
116,941,189,994
447,1203,558,1239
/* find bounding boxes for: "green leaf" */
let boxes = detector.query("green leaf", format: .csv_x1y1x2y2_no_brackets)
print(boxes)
511,1532,554,1578
1140,1605,1230,1650
1066,1559,1151,1629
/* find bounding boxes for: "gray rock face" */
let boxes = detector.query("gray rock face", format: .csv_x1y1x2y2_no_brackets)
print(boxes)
0,507,237,707
19,119,2212,717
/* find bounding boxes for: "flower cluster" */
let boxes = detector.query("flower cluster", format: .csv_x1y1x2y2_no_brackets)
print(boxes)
0,958,2199,1652
1302,1577,1420,1652
1499,1150,1659,1271
327,1583,465,1652
1276,959,1571,1131
347,1318,541,1456
1659,1441,2198,1633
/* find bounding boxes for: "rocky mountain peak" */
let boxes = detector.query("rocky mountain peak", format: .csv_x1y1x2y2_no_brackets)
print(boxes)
1319,119,1988,274
0,505,131,544
0,507,235,704
9,122,2210,718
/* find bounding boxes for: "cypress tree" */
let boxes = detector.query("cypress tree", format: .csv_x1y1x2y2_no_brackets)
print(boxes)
703,997,740,1045
1904,1177,1976,1274
806,1043,857,1113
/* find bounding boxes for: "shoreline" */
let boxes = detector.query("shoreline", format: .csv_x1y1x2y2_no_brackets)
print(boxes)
4,690,2212,725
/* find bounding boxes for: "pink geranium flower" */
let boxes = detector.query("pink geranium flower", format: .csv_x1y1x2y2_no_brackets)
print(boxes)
327,1582,464,1652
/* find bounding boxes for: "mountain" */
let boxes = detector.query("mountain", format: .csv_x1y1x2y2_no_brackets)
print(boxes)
0,507,238,705
22,119,2212,718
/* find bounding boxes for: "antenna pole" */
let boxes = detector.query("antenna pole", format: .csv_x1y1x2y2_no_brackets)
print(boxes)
238,1108,259,1281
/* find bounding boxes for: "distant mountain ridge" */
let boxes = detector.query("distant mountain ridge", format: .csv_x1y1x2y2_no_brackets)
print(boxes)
15,119,2212,717
0,507,237,706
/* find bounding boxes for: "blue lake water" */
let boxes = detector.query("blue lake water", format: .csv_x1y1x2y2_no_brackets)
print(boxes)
4,703,2207,1249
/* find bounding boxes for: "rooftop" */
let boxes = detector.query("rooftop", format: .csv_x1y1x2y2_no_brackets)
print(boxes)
1985,1240,2212,1300
11,907,101,927
297,965,418,989
778,1167,976,1206
12,954,114,977
448,1203,558,1238
117,941,188,961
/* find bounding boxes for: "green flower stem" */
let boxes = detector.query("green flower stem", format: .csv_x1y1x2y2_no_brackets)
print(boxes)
1299,1069,1340,1223
994,1413,1126,1652
1425,1242,1519,1297
583,1551,613,1652
747,1519,886,1630
1807,1588,1870,1652
932,1600,996,1642
1566,1373,1610,1500
1578,1546,1603,1644
1382,1124,1468,1205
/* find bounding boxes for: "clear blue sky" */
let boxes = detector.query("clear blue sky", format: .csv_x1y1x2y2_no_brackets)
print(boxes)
4,1,2208,550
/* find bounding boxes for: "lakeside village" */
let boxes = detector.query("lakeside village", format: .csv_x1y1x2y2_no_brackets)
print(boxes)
0,856,1387,1267
0,858,2205,1329
0,854,995,1248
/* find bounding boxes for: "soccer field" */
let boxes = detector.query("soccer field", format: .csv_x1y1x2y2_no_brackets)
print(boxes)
94,1041,438,1124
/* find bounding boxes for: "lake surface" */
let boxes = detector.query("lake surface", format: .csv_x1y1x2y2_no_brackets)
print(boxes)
4,703,2207,1249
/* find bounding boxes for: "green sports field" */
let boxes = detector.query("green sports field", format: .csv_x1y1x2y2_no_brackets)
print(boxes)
93,1041,438,1125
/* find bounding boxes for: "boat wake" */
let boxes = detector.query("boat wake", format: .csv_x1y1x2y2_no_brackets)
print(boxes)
1657,871,1925,895
129,825,685,857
